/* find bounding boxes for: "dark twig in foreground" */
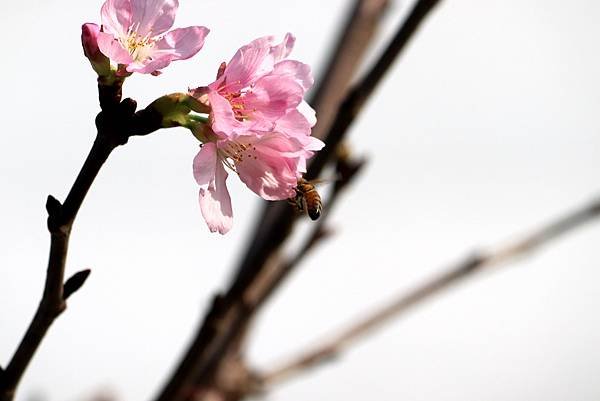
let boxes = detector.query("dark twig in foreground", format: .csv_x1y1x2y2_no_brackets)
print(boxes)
257,195,600,386
0,82,163,401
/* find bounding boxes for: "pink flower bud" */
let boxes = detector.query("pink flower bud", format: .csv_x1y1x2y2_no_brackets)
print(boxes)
81,23,110,77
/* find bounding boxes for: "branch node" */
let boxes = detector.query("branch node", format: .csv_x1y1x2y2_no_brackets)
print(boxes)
63,269,91,300
120,98,138,116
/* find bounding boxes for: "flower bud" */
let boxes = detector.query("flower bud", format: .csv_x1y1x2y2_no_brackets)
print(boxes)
81,23,111,77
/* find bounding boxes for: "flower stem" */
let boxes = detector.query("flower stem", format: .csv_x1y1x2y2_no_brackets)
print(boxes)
188,113,210,124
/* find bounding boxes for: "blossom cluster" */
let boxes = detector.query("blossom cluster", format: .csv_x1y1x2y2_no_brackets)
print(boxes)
82,0,323,234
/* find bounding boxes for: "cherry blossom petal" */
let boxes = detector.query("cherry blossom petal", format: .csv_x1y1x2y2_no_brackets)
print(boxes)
303,136,325,151
234,134,302,200
128,26,208,74
154,26,209,60
100,0,132,37
297,100,317,127
208,91,244,138
126,57,172,74
97,31,134,65
270,33,295,62
199,163,233,234
130,0,178,37
224,38,275,88
193,143,233,234
244,75,304,120
272,60,313,92
274,109,313,137
193,143,217,187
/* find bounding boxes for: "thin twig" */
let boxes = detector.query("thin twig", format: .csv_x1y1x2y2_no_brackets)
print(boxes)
257,195,600,386
0,133,117,401
0,82,163,401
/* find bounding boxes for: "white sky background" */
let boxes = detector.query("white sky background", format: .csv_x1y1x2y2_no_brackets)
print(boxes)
1,0,599,400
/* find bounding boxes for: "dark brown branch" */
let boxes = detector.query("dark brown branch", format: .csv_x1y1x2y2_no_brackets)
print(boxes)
154,3,441,400
0,135,117,401
257,195,600,386
0,80,163,401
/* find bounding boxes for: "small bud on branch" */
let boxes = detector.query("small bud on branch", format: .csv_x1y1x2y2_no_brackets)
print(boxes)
63,269,92,300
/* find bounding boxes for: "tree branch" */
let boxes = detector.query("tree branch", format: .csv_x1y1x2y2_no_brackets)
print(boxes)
0,131,117,401
0,80,163,401
306,0,441,179
309,0,390,141
257,195,600,387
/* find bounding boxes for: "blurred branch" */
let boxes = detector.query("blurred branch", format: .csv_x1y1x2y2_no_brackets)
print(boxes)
232,0,389,265
153,2,442,400
0,81,164,401
309,0,390,141
306,0,441,179
248,150,368,311
257,195,600,387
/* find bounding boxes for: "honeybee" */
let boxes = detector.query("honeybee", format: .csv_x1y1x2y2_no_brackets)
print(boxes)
289,178,322,221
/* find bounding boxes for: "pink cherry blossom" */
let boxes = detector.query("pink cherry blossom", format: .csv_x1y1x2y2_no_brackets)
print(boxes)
192,125,323,234
190,34,317,140
189,34,324,234
94,0,209,75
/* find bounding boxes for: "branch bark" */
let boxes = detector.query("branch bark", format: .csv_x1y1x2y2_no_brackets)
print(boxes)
257,195,600,387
